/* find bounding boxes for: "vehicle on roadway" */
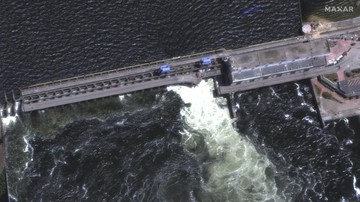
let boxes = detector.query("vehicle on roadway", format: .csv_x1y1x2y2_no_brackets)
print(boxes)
200,56,212,66
193,56,215,69
155,64,171,75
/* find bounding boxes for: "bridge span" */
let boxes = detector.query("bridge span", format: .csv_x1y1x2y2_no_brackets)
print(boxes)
11,17,360,113
20,49,227,112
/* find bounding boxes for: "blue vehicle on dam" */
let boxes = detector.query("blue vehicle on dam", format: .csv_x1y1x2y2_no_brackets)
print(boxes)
200,57,212,66
155,64,171,75
195,56,213,69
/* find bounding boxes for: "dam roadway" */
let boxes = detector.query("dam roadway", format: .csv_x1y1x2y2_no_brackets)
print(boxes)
16,17,360,113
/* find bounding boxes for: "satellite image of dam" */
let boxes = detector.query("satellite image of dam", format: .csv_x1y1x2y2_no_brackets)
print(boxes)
1,0,360,201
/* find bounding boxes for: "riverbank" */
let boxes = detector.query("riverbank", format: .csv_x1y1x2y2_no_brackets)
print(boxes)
301,0,360,22
311,34,360,123
312,77,360,123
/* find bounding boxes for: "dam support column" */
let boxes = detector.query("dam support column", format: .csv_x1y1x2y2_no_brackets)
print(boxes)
1,92,8,118
9,91,16,117
226,93,237,119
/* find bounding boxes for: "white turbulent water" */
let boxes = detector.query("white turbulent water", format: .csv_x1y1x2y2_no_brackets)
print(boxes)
1,107,17,126
168,80,283,202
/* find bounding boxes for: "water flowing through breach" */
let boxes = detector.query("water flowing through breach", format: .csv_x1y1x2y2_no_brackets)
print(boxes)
0,73,334,202
4,79,360,201
5,80,290,202
168,80,284,201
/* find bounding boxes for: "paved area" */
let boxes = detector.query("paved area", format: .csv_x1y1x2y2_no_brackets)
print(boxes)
229,38,329,83
229,54,328,84
327,39,353,62
321,99,360,122
312,78,360,122
219,64,340,94
337,69,345,81
258,49,286,64
230,38,328,71
313,79,350,104
221,31,359,96
345,40,360,70
311,37,360,122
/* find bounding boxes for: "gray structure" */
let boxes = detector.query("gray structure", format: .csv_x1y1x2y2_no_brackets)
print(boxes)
216,38,330,94
338,79,360,97
14,20,360,113
20,49,226,112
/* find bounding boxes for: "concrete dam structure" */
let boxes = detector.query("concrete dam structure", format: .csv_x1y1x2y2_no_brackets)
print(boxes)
3,16,359,116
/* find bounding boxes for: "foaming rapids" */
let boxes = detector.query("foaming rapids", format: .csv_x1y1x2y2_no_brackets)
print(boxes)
168,80,282,201
1,108,17,126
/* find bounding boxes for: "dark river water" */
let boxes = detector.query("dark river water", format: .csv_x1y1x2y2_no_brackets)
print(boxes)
0,0,301,97
2,0,360,202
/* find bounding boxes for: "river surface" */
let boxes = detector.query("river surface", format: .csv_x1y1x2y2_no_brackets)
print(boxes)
1,1,360,202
